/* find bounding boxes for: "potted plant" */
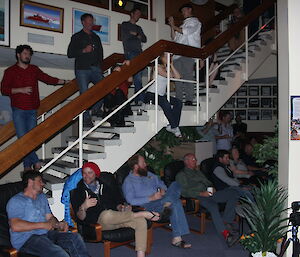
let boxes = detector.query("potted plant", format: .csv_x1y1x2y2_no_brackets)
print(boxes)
240,180,288,257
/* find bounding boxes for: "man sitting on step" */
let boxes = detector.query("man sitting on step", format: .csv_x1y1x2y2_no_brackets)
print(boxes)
6,170,89,257
71,162,163,257
176,153,240,247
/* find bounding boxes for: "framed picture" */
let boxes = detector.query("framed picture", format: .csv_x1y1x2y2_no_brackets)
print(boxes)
235,110,246,120
224,98,235,108
20,0,64,33
0,0,9,46
70,0,109,9
236,86,247,96
237,98,247,108
73,9,110,45
248,86,259,96
261,86,272,96
273,98,278,108
248,109,260,120
261,98,272,108
273,86,278,96
249,98,260,108
261,109,272,120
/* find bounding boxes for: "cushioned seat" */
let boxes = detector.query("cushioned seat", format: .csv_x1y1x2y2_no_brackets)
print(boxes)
0,181,38,257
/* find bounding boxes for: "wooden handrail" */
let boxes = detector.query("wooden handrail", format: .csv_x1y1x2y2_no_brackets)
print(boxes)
0,53,125,147
0,0,275,175
0,3,238,147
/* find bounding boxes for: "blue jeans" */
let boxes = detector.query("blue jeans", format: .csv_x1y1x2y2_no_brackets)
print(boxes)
75,66,104,120
145,93,182,128
125,51,144,103
20,230,89,257
142,182,190,238
198,187,239,233
12,107,39,168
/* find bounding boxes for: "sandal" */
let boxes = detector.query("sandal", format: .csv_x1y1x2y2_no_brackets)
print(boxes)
171,240,192,249
149,211,160,221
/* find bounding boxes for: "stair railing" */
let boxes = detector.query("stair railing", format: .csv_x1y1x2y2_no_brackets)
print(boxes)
0,0,276,176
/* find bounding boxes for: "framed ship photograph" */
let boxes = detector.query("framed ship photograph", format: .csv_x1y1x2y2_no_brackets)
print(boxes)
261,85,272,96
237,98,247,108
248,86,259,96
0,0,9,46
236,86,247,96
261,109,273,120
235,110,246,120
248,109,260,120
224,98,235,108
249,98,260,108
261,98,272,108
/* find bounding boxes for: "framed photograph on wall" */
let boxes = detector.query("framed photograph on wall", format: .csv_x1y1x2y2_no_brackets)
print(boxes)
235,110,246,120
249,98,260,108
224,98,235,108
0,0,9,46
248,109,260,120
236,98,247,108
73,8,110,45
20,0,64,33
261,98,272,108
261,86,272,96
261,109,272,120
236,86,247,96
248,86,259,96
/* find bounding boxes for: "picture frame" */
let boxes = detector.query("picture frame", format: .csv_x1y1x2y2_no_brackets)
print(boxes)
224,98,235,108
0,0,9,46
73,8,110,45
261,109,272,120
235,110,246,120
248,109,260,120
261,85,272,96
248,86,259,96
236,86,247,96
249,98,260,108
261,98,272,108
20,0,64,33
236,98,247,108
70,0,109,9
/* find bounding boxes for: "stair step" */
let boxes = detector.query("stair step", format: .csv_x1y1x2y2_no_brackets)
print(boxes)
67,136,121,146
199,87,220,94
75,143,105,152
222,63,242,71
87,126,136,134
50,160,78,175
220,72,236,78
43,173,66,191
52,147,106,160
125,113,149,122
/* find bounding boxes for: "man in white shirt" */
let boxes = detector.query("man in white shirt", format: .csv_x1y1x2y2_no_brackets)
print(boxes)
168,3,202,105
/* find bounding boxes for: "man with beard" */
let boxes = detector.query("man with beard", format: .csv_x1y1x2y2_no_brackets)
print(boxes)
1,45,68,170
6,170,89,257
122,154,192,249
71,162,162,257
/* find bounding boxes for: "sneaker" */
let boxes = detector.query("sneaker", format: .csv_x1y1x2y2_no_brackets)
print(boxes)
225,232,240,247
166,126,182,138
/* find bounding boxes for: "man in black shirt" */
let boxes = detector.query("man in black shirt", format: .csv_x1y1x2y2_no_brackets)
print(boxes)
67,13,104,127
121,8,147,105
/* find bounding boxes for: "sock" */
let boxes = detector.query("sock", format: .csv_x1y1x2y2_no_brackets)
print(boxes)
222,229,230,239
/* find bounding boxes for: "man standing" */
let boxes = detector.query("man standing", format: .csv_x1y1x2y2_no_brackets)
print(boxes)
6,170,89,257
67,13,104,127
168,3,202,105
1,45,68,170
121,7,147,105
176,153,240,247
122,154,192,249
71,162,161,257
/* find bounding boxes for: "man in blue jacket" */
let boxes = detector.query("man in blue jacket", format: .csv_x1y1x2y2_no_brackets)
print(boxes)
122,154,191,249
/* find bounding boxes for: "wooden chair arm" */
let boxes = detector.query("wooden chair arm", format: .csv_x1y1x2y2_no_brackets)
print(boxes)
88,223,103,241
190,198,200,213
69,226,78,233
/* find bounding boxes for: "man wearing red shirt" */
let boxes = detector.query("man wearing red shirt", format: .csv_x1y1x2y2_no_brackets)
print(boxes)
1,45,68,170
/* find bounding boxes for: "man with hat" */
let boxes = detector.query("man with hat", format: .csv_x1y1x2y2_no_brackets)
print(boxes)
71,162,161,257
168,3,202,106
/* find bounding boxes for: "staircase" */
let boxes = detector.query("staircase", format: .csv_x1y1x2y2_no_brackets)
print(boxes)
38,29,275,220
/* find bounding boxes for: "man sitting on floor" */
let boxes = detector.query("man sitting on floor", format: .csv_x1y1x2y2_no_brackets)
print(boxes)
176,153,240,247
122,154,192,249
71,162,161,257
6,170,89,257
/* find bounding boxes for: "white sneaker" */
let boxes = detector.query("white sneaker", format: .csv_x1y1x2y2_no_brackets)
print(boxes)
174,127,182,138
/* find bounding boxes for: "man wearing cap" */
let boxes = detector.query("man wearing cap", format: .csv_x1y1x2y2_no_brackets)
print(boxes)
71,162,161,257
168,3,202,106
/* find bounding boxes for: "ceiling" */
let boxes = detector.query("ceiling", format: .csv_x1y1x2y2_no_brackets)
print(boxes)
0,46,74,70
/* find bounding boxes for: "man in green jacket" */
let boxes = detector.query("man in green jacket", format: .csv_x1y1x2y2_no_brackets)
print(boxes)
176,153,240,247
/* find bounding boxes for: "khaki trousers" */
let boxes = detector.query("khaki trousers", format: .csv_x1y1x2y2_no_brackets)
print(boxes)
97,210,147,252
